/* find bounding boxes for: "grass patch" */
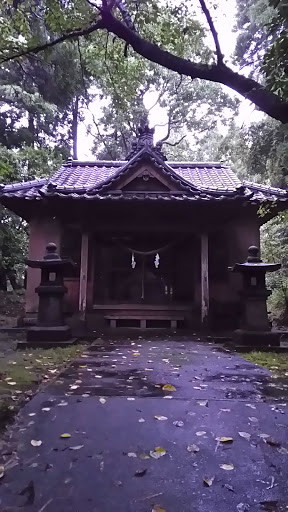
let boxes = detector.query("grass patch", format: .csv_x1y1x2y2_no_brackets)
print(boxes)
0,343,87,433
242,351,288,376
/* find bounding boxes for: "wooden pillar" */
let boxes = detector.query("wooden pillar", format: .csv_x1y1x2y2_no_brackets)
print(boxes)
79,232,89,318
201,233,209,326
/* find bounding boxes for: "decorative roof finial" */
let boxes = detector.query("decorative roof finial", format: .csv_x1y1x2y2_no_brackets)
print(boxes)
126,122,167,161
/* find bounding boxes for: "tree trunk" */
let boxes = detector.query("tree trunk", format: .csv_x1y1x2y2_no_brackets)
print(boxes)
72,96,79,160
0,271,7,291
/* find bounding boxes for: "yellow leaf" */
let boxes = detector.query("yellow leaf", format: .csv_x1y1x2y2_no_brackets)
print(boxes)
0,465,5,478
203,476,215,487
220,464,234,471
152,505,166,512
154,415,168,421
60,433,71,438
31,440,42,447
150,447,166,459
216,437,233,443
162,384,176,392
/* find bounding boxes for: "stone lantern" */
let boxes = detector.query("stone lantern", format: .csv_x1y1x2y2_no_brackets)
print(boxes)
26,242,74,345
231,245,281,346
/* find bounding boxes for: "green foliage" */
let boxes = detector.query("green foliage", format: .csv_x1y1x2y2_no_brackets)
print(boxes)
261,212,288,321
234,0,288,99
262,0,288,99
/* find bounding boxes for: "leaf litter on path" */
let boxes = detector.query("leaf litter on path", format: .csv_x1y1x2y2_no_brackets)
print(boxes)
220,463,234,471
31,440,42,447
216,437,233,443
187,444,199,453
238,432,251,440
162,384,176,392
150,447,166,459
154,415,168,421
203,476,215,487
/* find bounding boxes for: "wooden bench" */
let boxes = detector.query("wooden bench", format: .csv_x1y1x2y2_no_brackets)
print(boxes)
105,314,184,329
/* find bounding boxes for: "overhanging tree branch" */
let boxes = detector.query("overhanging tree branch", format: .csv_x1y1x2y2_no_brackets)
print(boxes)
0,19,105,63
1,5,288,123
99,9,288,124
198,0,223,64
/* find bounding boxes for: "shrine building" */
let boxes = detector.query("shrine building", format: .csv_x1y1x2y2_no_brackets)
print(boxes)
1,125,288,332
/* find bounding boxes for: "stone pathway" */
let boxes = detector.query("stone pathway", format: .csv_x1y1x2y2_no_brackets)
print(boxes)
1,338,288,512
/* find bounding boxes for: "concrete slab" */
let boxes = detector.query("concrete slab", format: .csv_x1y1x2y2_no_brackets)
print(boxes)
0,339,288,512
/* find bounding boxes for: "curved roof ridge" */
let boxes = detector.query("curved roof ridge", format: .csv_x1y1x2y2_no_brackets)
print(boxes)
244,180,288,196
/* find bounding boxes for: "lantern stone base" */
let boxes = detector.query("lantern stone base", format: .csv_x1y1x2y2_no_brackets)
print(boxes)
26,325,72,344
233,329,280,347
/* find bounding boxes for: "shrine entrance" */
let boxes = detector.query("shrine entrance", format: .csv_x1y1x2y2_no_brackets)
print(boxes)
92,234,199,328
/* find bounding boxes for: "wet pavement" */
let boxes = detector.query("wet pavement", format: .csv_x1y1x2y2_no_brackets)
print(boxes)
1,338,288,512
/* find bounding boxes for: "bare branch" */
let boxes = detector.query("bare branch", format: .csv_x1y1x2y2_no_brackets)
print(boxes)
0,19,104,64
198,0,223,64
163,135,187,147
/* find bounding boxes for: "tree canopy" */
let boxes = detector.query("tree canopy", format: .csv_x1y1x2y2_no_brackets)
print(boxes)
0,0,288,122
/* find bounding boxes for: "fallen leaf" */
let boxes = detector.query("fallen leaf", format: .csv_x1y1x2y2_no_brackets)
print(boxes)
216,437,233,443
220,463,234,471
42,408,51,412
237,503,250,511
248,417,258,423
57,401,68,406
152,505,166,512
70,385,79,390
139,453,150,460
220,408,231,412
150,447,166,459
173,420,184,427
259,433,270,439
114,480,123,487
127,452,137,458
127,397,135,401
134,468,147,477
203,476,215,487
99,398,106,404
277,446,288,455
197,400,208,407
238,432,251,440
69,445,84,450
162,384,176,392
154,415,168,421
31,440,42,447
60,433,71,439
7,381,17,386
138,418,145,423
0,465,5,478
196,431,206,436
245,404,256,409
187,444,199,453
29,413,36,416
223,483,235,492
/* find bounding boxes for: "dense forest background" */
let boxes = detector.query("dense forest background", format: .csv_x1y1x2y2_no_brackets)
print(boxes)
0,0,287,321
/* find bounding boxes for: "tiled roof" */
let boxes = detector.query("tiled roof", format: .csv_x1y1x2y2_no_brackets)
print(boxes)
0,155,287,204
